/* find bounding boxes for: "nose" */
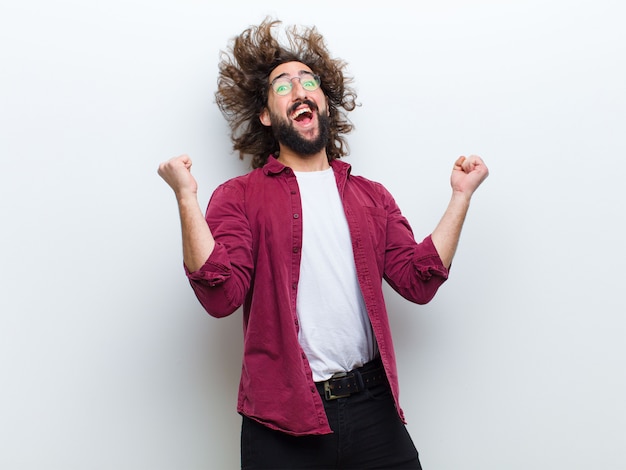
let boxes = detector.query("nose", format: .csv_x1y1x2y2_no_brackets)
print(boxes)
290,77,307,98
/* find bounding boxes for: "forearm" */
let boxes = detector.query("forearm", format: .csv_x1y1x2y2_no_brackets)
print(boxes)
431,191,472,269
177,195,215,273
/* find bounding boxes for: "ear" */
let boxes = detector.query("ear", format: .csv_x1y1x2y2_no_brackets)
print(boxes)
259,107,271,127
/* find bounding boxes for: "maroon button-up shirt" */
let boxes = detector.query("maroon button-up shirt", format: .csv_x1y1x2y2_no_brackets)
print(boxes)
186,156,449,436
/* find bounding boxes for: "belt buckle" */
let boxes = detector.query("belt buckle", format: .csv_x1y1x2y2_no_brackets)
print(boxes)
324,371,351,401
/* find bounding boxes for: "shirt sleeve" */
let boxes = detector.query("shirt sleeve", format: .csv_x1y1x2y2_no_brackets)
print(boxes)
379,184,449,304
185,181,254,318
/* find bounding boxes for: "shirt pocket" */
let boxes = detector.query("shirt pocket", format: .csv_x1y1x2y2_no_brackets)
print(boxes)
364,206,387,273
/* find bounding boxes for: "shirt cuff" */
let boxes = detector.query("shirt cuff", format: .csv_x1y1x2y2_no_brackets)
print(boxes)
185,243,232,286
414,235,449,280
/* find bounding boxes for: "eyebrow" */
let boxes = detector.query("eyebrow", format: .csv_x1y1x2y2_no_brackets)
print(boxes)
270,70,313,82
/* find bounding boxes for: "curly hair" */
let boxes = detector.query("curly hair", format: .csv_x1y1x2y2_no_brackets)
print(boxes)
215,17,358,169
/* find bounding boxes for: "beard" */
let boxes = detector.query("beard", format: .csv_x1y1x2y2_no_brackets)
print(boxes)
271,106,331,156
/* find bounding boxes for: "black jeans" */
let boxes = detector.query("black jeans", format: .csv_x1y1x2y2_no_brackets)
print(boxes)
240,364,422,469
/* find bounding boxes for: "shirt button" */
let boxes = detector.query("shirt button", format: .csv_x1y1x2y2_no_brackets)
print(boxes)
291,190,296,194
285,168,291,174
293,213,299,219
293,247,299,253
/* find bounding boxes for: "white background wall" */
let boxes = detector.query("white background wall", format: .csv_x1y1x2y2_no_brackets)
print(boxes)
1,0,625,468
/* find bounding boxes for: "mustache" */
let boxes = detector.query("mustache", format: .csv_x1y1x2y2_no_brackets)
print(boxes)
289,99,318,115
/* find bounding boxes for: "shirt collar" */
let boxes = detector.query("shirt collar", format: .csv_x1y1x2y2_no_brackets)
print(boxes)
262,155,352,178
262,155,287,175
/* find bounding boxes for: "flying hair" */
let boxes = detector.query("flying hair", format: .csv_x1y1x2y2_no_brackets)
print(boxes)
215,17,358,169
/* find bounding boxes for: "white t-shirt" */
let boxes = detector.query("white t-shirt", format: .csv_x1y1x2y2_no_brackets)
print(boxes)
294,168,376,382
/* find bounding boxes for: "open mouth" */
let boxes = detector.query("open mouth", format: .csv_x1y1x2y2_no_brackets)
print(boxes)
290,101,317,124
291,106,313,123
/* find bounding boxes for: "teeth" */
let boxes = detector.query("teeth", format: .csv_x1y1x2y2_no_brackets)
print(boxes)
292,107,311,119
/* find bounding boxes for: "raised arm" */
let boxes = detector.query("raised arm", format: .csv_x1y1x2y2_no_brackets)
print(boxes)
157,154,215,272
431,155,489,268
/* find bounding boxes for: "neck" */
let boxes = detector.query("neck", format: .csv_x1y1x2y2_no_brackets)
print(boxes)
277,148,330,172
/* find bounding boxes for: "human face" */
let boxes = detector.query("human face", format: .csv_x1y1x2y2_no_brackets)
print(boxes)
260,62,329,155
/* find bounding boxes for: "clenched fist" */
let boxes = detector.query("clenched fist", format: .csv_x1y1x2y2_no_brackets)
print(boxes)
450,155,489,196
158,154,198,198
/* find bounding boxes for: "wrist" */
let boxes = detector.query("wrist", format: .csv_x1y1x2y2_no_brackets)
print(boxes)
175,184,197,200
176,191,200,209
450,189,472,205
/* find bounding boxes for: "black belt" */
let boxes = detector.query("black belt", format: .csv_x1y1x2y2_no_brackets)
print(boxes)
318,359,387,401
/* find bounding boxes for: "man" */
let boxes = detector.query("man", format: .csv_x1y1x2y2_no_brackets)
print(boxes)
158,18,488,469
